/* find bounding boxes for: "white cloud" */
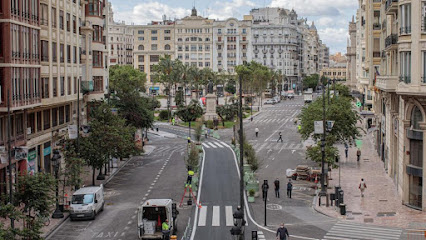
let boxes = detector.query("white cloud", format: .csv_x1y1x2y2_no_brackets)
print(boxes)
207,0,256,20
113,1,191,24
317,27,349,54
269,0,357,16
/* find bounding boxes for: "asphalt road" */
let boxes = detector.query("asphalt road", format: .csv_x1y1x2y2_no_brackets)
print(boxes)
47,135,191,240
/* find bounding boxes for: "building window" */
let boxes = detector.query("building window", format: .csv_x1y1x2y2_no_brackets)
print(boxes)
52,108,58,127
60,77,65,96
66,13,70,32
67,45,71,63
400,4,411,35
88,0,101,16
42,78,49,98
165,44,171,50
151,36,157,41
150,55,159,62
400,51,411,83
151,44,157,50
41,40,48,61
93,76,103,92
67,77,71,95
59,10,64,30
139,65,145,72
51,7,56,28
43,109,50,130
52,77,57,97
138,30,144,34
164,36,171,41
65,105,70,122
138,45,144,50
73,46,77,63
59,106,64,125
73,15,76,33
423,51,426,83
60,44,64,63
40,4,48,25
93,51,103,67
151,30,157,34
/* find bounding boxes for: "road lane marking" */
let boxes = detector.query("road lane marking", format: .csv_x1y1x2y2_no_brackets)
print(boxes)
264,118,290,142
207,142,217,148
198,206,207,226
202,143,210,148
225,206,233,227
212,142,225,148
212,206,220,226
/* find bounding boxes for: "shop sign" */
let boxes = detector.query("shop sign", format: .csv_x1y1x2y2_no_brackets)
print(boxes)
43,146,51,156
27,150,37,175
68,125,78,139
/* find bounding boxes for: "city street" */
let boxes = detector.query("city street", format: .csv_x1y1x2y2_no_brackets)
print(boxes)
47,135,191,240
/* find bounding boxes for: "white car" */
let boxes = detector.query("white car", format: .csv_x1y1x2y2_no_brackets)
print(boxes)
265,99,275,105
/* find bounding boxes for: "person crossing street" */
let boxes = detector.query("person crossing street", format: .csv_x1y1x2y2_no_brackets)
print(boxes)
277,132,283,142
255,127,259,138
274,178,280,198
287,180,293,198
276,223,290,240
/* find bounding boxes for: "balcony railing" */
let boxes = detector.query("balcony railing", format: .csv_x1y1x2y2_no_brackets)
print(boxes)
385,34,398,48
400,26,411,35
385,0,398,12
373,23,381,30
377,75,399,91
399,75,411,84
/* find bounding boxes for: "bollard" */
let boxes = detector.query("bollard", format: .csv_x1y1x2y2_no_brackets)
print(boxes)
330,193,335,206
170,235,177,239
339,204,346,215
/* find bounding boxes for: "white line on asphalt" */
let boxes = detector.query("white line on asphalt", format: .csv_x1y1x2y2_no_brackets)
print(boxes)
121,232,125,237
212,206,220,226
207,142,217,148
142,197,146,200
145,193,149,197
134,210,138,214
202,143,210,148
225,206,233,227
124,226,130,230
256,143,268,153
189,146,206,240
198,204,207,227
132,215,136,219
265,165,269,168
127,221,132,225
147,189,151,192
217,139,319,240
149,186,153,189
212,142,225,148
264,118,290,142
289,143,295,149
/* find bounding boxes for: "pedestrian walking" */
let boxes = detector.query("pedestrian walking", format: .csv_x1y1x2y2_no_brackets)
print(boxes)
287,180,293,198
359,178,367,197
262,180,269,201
357,148,361,161
276,223,290,240
344,143,349,159
277,132,283,142
172,117,175,126
255,127,259,138
274,178,280,198
186,167,194,187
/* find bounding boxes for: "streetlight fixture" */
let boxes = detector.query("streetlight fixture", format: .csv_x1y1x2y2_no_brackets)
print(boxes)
51,150,64,219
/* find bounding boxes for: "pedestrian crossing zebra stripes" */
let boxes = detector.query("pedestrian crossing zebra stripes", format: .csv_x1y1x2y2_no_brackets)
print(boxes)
323,222,402,240
253,142,304,152
198,205,236,227
202,141,226,149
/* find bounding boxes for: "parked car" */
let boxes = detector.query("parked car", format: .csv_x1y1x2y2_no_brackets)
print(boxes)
265,99,276,105
287,93,295,99
273,96,281,103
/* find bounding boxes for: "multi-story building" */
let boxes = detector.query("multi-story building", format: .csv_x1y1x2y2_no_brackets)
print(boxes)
107,2,133,66
175,8,214,71
0,0,41,195
318,40,330,70
346,16,357,89
355,0,426,211
212,17,252,74
132,19,175,95
248,8,303,92
320,66,347,81
0,0,109,194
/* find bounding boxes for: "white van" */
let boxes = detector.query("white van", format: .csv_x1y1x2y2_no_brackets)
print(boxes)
70,184,105,220
137,199,179,239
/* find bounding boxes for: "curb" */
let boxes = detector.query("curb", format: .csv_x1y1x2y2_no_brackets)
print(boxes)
43,156,134,239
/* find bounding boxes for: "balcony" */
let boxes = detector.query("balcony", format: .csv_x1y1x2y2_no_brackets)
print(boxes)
399,75,411,84
359,77,369,85
385,0,398,14
376,75,399,91
373,23,381,30
400,26,411,35
385,34,398,50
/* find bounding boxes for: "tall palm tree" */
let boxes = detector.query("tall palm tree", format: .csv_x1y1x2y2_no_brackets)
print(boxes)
152,55,174,121
189,66,203,99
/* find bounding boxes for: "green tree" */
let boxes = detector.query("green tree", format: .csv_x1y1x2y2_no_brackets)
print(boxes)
194,120,203,142
188,67,204,99
0,203,23,240
175,100,203,123
14,173,56,239
303,74,319,90
109,65,146,94
185,145,199,169
80,102,137,185
63,139,85,190
175,89,184,107
225,79,236,95
298,95,361,165
152,55,177,121
216,103,238,126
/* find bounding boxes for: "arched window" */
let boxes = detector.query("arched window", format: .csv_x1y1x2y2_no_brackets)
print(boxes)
138,45,144,50
165,44,171,50
411,106,423,130
198,37,202,41
178,38,183,42
185,37,189,41
205,38,210,41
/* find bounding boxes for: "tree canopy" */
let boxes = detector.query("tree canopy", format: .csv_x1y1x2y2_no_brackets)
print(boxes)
176,100,203,123
303,74,319,90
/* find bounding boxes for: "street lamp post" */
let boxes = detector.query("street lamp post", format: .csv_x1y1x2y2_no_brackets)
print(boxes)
52,150,64,219
238,75,245,240
319,82,327,204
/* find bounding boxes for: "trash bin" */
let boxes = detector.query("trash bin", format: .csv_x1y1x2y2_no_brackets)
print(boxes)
339,204,346,215
330,193,335,206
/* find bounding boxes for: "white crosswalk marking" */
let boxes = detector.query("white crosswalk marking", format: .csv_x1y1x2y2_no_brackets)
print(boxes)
225,206,233,227
202,143,210,148
257,231,266,240
212,142,225,148
207,142,217,148
212,206,220,226
198,206,207,226
324,222,402,240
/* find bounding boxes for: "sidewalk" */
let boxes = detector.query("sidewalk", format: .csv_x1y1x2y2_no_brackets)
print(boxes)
314,131,426,229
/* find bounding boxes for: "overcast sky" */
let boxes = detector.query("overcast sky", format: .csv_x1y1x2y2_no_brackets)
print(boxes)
110,0,358,54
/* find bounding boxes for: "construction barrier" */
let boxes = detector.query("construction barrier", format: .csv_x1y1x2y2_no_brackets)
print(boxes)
406,229,426,240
